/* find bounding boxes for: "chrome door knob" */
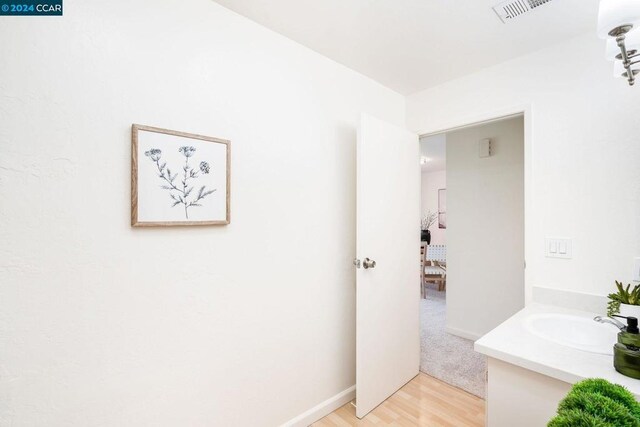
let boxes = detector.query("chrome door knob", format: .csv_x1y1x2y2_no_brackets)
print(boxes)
363,258,376,269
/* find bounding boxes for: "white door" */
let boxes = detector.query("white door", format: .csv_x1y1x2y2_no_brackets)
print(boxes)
355,113,420,418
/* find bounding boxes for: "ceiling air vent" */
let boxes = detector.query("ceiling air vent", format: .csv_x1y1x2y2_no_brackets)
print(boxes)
492,0,553,23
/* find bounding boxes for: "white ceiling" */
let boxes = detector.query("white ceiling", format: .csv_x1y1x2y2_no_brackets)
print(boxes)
213,0,600,94
420,134,446,173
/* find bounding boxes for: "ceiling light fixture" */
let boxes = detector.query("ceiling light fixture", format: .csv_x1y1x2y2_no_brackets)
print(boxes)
420,157,430,165
598,0,640,86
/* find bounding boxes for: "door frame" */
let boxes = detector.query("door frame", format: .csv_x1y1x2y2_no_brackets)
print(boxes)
416,104,533,305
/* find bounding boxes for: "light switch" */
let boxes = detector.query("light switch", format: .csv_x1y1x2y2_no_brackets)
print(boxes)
633,258,640,282
545,238,572,259
559,241,567,254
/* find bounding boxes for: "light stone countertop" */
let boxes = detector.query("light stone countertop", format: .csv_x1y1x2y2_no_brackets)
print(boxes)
474,303,640,397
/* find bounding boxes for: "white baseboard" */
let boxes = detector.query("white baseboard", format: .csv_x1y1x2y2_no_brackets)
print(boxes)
446,326,482,341
280,385,356,427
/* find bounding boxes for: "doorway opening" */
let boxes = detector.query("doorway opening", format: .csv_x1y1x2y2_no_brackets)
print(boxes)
419,114,526,399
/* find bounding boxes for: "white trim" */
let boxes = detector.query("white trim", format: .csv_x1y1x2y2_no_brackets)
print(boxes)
279,385,356,427
415,104,530,138
418,112,524,138
446,326,482,341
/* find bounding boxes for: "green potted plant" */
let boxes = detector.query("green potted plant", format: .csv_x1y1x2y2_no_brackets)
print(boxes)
548,378,640,426
607,281,640,318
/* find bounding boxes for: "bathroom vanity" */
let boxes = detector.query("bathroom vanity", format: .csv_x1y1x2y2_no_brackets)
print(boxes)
475,303,640,427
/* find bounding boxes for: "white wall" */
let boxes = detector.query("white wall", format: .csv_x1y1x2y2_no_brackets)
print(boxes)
420,170,446,245
407,32,640,304
446,117,524,338
0,1,405,425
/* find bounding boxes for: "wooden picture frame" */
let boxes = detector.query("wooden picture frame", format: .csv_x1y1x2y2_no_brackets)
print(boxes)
131,124,230,227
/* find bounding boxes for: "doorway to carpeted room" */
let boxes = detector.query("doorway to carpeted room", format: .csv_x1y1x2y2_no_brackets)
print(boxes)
420,288,487,398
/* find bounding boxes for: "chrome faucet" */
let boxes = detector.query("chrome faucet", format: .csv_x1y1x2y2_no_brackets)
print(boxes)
594,315,626,331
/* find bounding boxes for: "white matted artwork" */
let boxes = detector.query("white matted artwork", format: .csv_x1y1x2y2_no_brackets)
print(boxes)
131,124,230,226
438,188,446,229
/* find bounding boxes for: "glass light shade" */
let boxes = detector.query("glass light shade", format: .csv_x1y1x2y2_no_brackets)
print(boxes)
598,0,640,39
613,59,640,78
606,28,640,60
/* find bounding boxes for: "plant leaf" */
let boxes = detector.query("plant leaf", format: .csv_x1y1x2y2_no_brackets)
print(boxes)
201,189,216,198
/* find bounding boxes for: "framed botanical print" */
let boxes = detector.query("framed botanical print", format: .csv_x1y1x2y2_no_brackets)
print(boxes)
131,124,230,226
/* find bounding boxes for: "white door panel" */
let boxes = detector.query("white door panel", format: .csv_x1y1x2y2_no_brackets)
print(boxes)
356,114,420,418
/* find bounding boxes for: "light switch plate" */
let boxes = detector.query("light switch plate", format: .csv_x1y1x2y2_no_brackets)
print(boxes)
545,238,572,259
633,257,640,282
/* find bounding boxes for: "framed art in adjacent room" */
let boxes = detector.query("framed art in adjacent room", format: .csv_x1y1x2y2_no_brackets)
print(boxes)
131,124,230,227
438,188,446,229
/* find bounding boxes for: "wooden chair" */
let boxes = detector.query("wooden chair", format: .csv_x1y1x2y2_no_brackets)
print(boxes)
421,244,446,297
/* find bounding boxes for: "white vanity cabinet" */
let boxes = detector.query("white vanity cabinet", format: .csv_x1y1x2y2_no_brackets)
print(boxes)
476,303,640,427
486,358,571,427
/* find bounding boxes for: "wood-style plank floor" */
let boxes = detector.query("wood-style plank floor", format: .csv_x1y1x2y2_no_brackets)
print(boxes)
312,373,485,426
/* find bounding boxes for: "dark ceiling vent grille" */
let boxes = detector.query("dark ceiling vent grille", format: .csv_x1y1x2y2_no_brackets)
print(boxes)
528,0,552,7
492,0,553,23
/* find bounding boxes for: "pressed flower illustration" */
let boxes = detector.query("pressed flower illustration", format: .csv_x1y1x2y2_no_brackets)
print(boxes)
178,146,196,158
199,161,210,174
145,146,216,219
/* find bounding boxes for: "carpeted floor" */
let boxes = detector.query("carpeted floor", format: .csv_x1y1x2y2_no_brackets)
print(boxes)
420,288,487,398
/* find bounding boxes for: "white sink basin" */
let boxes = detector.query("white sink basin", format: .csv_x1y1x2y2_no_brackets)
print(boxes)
524,313,618,355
